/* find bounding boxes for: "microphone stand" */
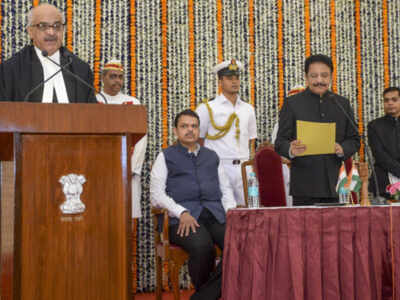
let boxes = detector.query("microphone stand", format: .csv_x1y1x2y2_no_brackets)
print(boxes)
42,50,108,104
23,55,73,102
329,92,387,205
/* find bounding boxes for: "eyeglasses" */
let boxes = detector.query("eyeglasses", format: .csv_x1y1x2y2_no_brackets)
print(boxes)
30,22,65,32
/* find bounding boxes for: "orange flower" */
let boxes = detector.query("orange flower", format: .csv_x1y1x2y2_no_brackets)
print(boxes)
330,0,337,93
33,0,39,7
188,0,196,110
355,0,364,160
66,0,73,51
304,0,311,58
249,0,255,107
382,0,389,89
216,0,223,63
93,0,102,92
277,0,284,109
130,0,136,96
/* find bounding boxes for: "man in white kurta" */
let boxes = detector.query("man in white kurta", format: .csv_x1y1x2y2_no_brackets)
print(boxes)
96,60,147,218
196,60,257,206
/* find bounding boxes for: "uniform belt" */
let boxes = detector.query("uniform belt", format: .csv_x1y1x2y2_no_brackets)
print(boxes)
232,159,241,165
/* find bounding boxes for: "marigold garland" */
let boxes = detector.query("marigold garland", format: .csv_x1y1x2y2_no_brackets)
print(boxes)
216,0,223,63
188,0,196,110
93,0,102,92
33,0,39,7
277,0,284,108
66,0,73,51
355,0,364,160
248,0,255,107
130,0,136,96
330,0,337,93
304,0,311,58
382,0,389,89
161,0,168,149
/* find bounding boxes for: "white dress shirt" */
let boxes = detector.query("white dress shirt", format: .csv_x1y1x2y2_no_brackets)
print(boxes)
96,91,147,218
196,94,257,160
34,47,69,103
150,145,237,218
96,91,140,105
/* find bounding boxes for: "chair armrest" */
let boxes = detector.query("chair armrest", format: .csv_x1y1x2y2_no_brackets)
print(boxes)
151,207,170,243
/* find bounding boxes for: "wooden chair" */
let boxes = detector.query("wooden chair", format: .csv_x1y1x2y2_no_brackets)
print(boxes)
241,159,254,207
152,208,188,300
152,208,222,300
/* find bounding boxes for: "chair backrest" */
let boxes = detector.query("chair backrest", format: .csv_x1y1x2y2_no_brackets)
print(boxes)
254,147,286,207
241,159,254,207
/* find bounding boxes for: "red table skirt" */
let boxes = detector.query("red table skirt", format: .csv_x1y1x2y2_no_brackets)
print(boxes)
222,206,400,300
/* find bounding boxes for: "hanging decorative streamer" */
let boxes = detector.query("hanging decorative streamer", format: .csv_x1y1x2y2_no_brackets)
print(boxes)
161,0,168,149
304,0,311,57
216,0,223,63
66,0,73,51
277,0,284,108
130,0,136,96
330,0,337,93
132,218,138,293
355,0,364,160
382,0,389,89
93,0,102,91
248,0,255,107
188,0,196,110
0,0,2,63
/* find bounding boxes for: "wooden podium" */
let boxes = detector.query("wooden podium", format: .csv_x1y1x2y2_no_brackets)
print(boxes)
0,102,146,300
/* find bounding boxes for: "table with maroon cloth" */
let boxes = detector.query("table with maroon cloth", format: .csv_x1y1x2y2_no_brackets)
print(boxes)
222,206,400,300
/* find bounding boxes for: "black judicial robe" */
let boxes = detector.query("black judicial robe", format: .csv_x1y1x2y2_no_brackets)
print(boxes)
367,115,400,198
0,45,96,103
275,88,360,198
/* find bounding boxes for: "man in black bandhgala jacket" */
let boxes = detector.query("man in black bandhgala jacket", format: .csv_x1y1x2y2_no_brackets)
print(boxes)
0,3,96,103
275,54,360,206
368,87,400,199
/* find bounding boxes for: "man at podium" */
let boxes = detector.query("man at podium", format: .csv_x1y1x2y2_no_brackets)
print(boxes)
0,3,96,103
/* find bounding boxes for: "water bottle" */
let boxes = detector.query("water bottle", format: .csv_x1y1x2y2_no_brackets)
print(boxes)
338,187,349,204
248,171,260,208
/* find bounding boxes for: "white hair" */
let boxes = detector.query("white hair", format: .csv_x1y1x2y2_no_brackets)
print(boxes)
27,4,65,27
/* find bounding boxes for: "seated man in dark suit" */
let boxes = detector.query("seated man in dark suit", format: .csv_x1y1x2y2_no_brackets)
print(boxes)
368,87,400,198
150,109,236,300
0,3,96,103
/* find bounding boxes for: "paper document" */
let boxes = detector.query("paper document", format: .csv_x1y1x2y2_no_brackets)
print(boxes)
296,120,336,156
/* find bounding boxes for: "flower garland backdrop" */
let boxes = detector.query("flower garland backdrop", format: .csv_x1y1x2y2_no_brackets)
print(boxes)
0,0,399,292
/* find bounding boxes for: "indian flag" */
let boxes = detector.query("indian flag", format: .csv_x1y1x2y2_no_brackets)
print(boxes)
336,162,362,193
336,163,347,192
348,164,362,192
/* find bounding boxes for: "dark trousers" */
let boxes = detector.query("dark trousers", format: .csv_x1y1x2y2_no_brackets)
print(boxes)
293,196,339,206
169,208,225,291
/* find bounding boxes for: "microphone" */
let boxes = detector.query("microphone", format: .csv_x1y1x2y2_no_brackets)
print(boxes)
41,50,108,104
328,92,387,204
23,52,73,102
